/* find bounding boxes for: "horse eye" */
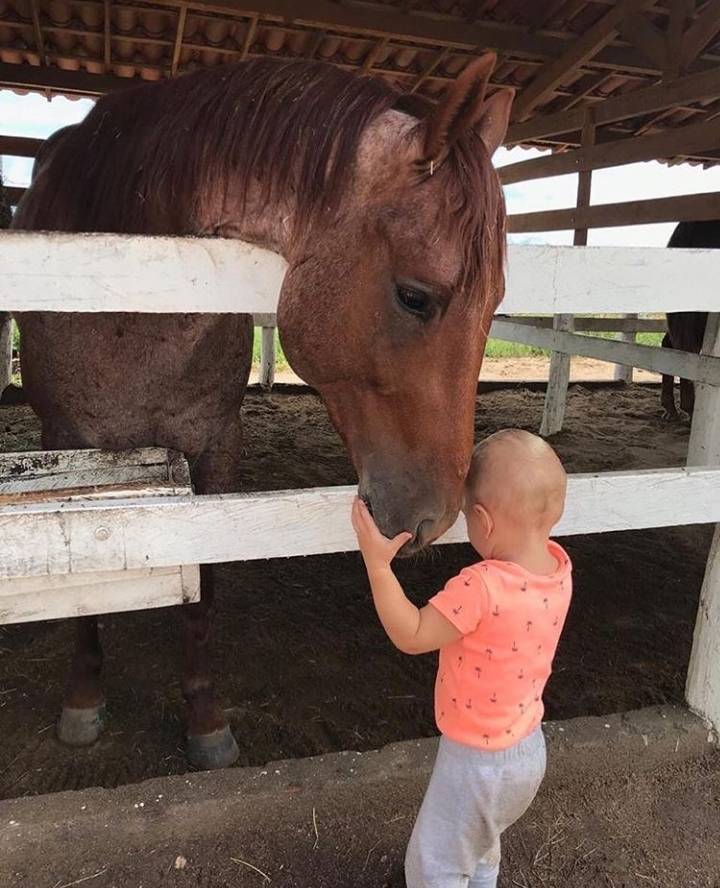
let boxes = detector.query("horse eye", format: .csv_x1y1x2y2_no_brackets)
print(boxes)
396,285,433,320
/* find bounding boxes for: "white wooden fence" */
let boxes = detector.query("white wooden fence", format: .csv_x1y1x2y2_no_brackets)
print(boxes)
1,231,719,734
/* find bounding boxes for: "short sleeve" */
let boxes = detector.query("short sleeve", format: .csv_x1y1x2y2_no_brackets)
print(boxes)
429,567,488,635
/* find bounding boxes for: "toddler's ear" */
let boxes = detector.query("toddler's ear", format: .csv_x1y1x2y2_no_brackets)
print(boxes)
473,502,493,537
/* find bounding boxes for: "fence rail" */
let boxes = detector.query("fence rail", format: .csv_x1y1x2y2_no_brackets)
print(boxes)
3,232,720,314
2,467,719,580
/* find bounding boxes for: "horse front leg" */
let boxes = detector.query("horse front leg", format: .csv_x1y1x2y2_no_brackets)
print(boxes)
180,418,245,769
57,616,106,746
37,425,107,747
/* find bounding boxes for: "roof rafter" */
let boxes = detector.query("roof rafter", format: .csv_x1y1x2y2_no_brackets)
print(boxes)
510,0,658,122
618,12,669,68
681,0,720,67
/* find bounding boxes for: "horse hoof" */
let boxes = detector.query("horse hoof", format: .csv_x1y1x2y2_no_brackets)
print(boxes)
57,703,106,747
187,725,240,770
662,409,679,423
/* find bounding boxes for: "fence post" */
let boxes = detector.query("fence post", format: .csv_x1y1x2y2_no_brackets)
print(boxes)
0,313,11,395
687,314,720,467
260,324,276,390
686,312,720,733
613,313,637,383
539,314,574,437
539,112,594,438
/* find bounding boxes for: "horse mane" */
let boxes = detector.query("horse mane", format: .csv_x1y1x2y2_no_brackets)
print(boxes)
16,57,505,301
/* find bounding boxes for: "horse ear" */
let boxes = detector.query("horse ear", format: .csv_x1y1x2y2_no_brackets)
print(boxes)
422,53,496,165
475,88,514,158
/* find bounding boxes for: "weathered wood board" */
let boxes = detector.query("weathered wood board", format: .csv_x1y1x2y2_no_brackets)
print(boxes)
0,448,200,624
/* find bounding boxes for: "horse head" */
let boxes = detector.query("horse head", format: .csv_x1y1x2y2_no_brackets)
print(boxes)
279,55,512,553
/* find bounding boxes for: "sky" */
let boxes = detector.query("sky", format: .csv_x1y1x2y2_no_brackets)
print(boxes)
4,88,720,247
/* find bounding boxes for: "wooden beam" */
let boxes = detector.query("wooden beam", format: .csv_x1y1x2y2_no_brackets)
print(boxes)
103,0,111,71
682,0,720,67
618,12,669,69
0,136,43,158
29,0,46,66
410,46,450,92
240,15,257,61
492,319,720,383
511,0,658,121
666,0,693,77
361,36,389,75
170,3,188,77
500,113,720,183
0,61,136,97
3,466,720,578
508,190,720,232
505,64,720,144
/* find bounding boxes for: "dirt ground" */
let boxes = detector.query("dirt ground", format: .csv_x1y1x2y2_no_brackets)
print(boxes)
1,709,718,888
0,380,713,809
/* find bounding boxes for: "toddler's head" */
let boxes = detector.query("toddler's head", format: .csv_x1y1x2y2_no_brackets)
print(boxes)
464,429,566,560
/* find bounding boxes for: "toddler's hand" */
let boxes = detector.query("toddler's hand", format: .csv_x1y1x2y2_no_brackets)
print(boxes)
351,497,412,572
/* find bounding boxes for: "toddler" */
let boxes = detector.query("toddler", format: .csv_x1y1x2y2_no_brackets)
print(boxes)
351,428,571,888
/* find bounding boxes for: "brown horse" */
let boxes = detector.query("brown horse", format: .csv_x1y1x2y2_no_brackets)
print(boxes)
12,55,511,768
661,221,712,420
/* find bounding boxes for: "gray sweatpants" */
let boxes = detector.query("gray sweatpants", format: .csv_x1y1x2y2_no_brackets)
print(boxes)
405,727,546,888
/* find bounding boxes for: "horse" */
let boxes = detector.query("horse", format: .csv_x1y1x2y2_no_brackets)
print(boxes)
661,221,713,420
12,55,512,769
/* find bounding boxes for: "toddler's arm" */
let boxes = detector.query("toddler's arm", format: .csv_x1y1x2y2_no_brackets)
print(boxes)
351,498,461,655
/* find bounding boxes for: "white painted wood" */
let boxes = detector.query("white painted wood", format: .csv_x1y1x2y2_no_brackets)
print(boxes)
260,325,276,389
0,447,199,624
2,231,288,315
505,316,666,334
613,314,637,383
256,314,667,335
686,524,720,731
4,233,720,315
540,314,573,437
492,319,720,384
0,564,200,624
688,315,720,467
686,314,720,731
2,467,720,580
0,313,11,394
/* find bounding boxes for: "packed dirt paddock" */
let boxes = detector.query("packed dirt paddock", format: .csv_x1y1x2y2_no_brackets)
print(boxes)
0,379,712,803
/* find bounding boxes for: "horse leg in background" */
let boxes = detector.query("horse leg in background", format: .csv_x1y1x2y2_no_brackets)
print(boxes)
660,334,679,421
180,417,245,769
679,378,695,418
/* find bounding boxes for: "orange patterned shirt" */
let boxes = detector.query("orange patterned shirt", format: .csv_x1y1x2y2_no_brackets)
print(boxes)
429,541,572,750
